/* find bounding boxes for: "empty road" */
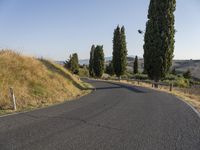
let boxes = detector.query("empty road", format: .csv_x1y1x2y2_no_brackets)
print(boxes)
0,79,200,150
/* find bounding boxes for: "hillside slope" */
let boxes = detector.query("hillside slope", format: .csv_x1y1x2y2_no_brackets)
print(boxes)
0,50,89,112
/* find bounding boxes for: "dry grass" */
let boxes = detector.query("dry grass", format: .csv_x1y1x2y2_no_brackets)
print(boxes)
0,50,91,114
108,79,200,112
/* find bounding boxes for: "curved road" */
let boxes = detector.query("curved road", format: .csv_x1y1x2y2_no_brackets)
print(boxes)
0,79,200,150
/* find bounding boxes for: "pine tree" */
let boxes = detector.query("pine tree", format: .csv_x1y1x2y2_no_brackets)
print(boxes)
133,56,139,74
112,25,127,78
183,69,191,79
64,55,72,70
89,45,95,77
143,0,176,82
93,45,105,78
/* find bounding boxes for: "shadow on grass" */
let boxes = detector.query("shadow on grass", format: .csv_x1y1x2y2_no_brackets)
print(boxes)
39,59,86,90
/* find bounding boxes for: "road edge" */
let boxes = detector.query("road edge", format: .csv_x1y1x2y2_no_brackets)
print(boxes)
0,88,94,118
95,79,200,119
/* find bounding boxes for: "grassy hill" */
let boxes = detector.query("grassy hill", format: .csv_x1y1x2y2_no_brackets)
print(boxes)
0,50,90,113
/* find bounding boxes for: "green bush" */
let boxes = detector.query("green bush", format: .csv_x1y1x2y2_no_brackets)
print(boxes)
133,74,149,80
79,68,89,77
174,77,190,88
163,76,190,88
164,74,178,81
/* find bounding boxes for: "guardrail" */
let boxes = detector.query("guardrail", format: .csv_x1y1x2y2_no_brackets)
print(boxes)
81,77,174,92
101,77,174,92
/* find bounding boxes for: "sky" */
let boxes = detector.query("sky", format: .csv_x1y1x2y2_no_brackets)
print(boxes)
0,0,199,60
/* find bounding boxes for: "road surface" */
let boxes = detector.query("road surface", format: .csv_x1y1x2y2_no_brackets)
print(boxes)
0,79,200,150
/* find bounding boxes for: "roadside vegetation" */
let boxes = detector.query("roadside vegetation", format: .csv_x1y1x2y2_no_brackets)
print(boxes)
108,78,200,112
0,50,91,115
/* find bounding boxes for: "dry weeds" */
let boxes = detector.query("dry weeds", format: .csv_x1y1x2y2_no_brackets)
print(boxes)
0,50,91,114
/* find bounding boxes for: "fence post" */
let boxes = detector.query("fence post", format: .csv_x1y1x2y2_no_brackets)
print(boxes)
170,83,173,92
10,87,17,111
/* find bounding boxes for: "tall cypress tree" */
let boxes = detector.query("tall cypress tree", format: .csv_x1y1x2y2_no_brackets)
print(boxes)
93,45,105,78
112,25,127,78
113,26,121,77
143,0,176,82
133,56,139,74
89,45,95,77
120,26,128,75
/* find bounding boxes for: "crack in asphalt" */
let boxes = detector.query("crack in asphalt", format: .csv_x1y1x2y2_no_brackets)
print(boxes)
23,113,125,132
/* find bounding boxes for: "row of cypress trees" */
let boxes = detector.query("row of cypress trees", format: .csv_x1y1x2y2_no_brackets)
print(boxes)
112,26,128,78
89,25,128,79
89,45,105,78
70,0,176,83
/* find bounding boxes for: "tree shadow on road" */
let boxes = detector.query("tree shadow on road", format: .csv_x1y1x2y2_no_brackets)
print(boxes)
83,79,147,93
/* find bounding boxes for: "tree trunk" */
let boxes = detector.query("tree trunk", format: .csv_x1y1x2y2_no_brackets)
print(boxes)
154,79,159,88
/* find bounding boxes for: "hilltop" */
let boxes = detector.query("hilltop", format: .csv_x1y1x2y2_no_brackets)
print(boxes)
0,50,89,112
127,59,200,80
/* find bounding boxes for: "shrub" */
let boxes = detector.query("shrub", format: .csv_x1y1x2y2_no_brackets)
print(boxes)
133,74,149,80
79,67,89,77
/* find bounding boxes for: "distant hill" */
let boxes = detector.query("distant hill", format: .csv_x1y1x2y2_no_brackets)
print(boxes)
79,57,200,79
79,57,113,65
79,56,138,65
127,58,200,79
173,60,200,80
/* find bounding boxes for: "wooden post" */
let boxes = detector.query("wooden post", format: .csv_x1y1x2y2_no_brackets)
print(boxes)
170,83,173,92
10,88,17,111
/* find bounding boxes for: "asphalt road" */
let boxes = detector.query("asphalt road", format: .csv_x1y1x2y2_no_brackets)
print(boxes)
0,79,200,150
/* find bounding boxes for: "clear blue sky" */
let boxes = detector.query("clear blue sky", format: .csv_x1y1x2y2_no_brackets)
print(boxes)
0,0,199,60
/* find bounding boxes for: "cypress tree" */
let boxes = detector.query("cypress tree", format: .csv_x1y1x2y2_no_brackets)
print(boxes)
65,53,79,74
105,61,115,76
133,56,139,74
89,45,95,77
93,45,105,78
183,69,191,79
120,26,128,75
113,26,121,77
143,0,176,82
112,25,127,78
72,53,79,74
